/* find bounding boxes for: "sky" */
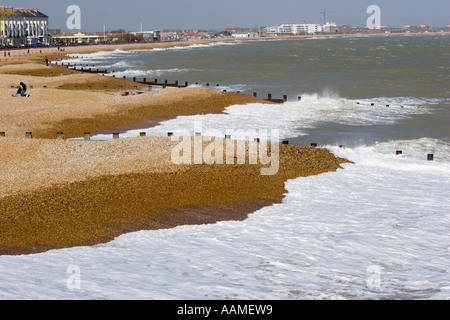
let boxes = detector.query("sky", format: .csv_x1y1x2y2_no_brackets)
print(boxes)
7,0,450,32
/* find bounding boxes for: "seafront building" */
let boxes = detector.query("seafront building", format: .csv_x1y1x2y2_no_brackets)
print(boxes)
0,6,49,46
266,22,335,35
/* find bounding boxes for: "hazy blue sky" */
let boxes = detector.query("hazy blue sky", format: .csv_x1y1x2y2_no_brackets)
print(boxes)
8,0,450,32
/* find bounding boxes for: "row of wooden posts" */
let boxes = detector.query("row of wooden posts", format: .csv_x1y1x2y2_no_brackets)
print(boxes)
60,62,295,103
0,131,436,160
0,130,310,147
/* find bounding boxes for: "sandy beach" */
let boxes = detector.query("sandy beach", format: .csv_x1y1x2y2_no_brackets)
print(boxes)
0,40,349,255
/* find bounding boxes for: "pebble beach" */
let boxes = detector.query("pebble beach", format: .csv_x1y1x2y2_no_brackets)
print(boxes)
0,41,349,255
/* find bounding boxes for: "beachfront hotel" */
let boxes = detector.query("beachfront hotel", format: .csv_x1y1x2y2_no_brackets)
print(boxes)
0,6,49,46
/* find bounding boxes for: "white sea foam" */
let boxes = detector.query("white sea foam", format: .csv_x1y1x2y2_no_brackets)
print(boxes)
130,41,242,53
108,68,194,78
59,49,133,66
89,93,436,141
67,49,130,59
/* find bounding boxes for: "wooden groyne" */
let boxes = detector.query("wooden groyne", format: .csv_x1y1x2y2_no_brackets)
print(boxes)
57,60,288,103
0,131,437,161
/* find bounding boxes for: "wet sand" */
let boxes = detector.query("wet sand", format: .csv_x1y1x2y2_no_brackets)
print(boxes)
0,40,350,256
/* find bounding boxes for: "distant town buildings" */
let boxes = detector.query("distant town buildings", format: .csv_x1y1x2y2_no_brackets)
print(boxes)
265,20,450,36
50,22,449,45
49,30,161,45
0,6,49,46
1,4,448,48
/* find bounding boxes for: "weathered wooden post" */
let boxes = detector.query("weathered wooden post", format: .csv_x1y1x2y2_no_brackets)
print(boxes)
0,132,5,137
427,154,434,161
57,132,64,140
84,132,91,141
113,133,120,139
26,132,33,139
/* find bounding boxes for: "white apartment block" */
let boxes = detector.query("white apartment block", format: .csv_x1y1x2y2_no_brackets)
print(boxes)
1,6,49,46
267,22,324,35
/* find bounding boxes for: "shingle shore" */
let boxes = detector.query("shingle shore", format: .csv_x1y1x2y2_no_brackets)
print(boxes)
0,43,350,255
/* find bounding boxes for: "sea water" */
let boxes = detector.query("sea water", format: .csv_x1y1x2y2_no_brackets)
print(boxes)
1,35,449,300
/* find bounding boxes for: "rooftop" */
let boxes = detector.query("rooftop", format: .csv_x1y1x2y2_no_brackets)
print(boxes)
0,6,48,18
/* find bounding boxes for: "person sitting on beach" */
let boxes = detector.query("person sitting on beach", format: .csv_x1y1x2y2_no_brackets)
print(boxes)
12,82,30,97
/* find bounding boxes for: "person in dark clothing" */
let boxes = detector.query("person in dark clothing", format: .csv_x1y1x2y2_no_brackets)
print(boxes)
12,82,30,97
45,57,49,66
20,82,27,94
